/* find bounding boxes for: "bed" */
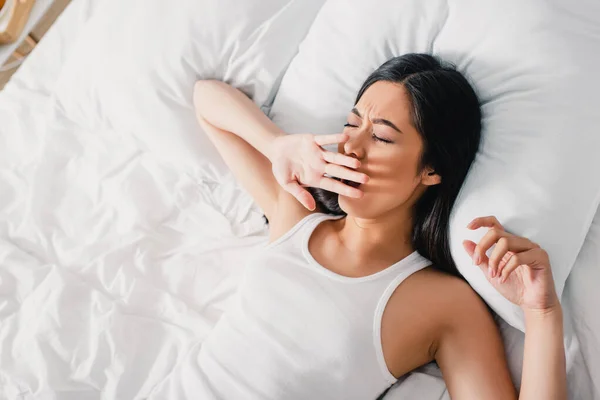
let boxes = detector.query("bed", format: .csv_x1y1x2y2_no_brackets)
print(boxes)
0,0,598,399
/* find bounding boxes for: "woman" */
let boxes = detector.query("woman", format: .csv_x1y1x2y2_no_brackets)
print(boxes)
191,54,566,399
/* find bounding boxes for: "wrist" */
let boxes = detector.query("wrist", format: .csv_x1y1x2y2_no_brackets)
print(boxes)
266,131,286,162
523,303,563,323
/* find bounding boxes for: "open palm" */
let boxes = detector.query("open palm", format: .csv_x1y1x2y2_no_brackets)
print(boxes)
270,133,368,210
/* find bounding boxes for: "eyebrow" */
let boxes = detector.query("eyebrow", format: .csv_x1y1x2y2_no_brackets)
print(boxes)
351,107,403,134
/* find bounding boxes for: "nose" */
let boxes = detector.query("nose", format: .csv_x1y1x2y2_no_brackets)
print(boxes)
343,128,367,160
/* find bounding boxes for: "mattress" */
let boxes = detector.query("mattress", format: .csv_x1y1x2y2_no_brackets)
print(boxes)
0,0,598,398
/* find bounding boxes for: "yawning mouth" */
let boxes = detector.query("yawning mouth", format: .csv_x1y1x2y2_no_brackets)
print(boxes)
342,179,361,189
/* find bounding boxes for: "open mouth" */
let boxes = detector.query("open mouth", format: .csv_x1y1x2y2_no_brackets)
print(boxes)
342,179,361,189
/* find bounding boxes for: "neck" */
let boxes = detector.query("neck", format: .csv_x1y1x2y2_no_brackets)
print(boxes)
335,206,415,268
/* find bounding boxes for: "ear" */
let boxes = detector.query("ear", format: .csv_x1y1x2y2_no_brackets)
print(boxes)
421,167,442,186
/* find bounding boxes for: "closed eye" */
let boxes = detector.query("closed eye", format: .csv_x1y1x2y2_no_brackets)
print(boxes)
345,123,393,144
372,134,393,144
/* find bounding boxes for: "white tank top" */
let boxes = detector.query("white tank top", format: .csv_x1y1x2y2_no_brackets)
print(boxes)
158,213,431,399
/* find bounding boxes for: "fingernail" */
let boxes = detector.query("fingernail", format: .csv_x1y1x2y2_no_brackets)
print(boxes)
474,252,481,265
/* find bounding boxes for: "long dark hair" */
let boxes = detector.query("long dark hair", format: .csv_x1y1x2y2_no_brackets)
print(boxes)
308,53,482,275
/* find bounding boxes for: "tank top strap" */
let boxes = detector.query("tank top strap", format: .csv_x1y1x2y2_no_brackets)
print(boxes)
372,253,432,384
265,213,340,250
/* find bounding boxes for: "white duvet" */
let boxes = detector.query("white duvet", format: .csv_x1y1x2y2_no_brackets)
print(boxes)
0,0,598,399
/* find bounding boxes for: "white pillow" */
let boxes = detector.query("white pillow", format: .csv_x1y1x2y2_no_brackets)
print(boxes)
270,0,600,331
52,0,325,172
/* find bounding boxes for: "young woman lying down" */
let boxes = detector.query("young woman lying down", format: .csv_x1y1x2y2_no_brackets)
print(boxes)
191,53,566,400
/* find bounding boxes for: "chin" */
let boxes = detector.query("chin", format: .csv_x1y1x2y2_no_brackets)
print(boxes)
338,194,378,219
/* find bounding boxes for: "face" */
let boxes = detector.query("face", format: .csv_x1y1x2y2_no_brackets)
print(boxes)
338,81,441,219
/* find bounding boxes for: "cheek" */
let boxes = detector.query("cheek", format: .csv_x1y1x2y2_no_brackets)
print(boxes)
368,148,421,189
338,179,417,218
340,157,420,213
378,169,420,205
362,150,421,204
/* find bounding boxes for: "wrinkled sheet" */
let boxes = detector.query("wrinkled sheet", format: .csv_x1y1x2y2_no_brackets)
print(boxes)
0,1,261,398
0,106,268,399
0,0,598,399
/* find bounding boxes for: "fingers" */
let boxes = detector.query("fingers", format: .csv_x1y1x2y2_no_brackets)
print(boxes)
472,227,525,262
324,164,369,184
499,247,549,283
487,236,532,278
468,216,504,231
314,133,349,146
462,240,477,258
487,237,510,278
322,151,361,169
468,216,505,268
463,240,491,277
471,228,505,266
284,181,316,211
318,177,363,198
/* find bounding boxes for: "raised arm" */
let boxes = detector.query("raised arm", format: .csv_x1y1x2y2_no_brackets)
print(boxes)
193,80,284,223
193,81,368,239
442,216,567,400
193,81,284,166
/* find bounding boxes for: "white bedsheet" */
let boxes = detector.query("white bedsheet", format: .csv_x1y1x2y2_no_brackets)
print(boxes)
0,112,268,398
2,2,263,398
0,0,598,399
563,211,600,398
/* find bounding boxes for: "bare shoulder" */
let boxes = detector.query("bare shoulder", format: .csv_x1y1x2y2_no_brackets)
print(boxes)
382,266,493,376
400,267,492,326
414,268,485,301
383,267,494,352
391,267,482,308
402,267,502,369
417,268,515,399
